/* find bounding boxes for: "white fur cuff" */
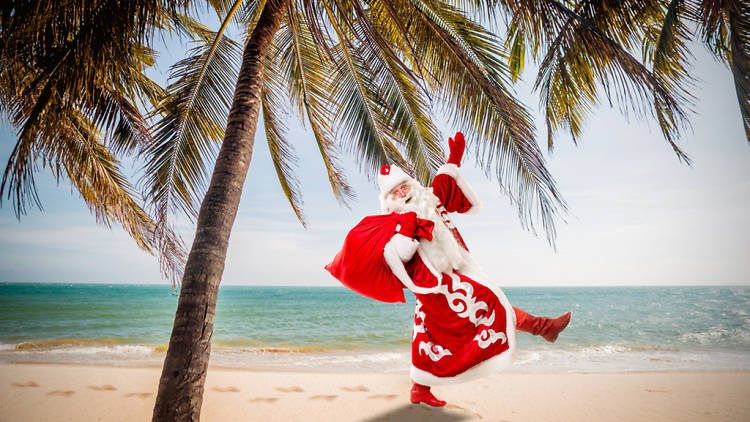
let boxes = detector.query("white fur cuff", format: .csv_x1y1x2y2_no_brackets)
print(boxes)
436,164,482,215
390,233,419,261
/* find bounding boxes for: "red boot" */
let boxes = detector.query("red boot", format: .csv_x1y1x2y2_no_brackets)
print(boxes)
514,308,571,343
410,383,446,407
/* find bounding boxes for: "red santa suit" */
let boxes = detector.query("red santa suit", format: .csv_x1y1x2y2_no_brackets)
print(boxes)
328,132,571,408
381,164,517,386
327,162,517,386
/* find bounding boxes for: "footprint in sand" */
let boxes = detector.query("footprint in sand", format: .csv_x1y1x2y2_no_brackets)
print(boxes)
212,386,240,393
445,404,484,419
46,390,75,397
367,394,397,400
274,386,305,393
87,385,117,391
124,392,152,399
309,394,338,401
11,381,40,388
340,385,370,392
645,388,670,393
248,397,280,403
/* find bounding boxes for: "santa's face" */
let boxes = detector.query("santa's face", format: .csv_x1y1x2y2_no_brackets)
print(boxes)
382,182,415,213
381,180,440,217
389,182,412,200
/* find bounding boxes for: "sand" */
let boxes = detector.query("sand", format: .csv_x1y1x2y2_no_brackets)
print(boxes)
1,363,749,421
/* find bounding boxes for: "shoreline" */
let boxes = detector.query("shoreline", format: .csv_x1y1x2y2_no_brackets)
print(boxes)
2,363,749,421
4,343,750,374
5,359,750,375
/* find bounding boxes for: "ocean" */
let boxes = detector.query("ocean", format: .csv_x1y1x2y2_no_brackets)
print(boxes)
1,283,749,373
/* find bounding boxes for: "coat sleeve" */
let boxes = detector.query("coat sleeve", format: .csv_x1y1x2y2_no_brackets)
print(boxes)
383,234,442,295
430,164,482,215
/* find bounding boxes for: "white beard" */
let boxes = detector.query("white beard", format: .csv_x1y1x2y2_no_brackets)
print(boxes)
383,181,471,276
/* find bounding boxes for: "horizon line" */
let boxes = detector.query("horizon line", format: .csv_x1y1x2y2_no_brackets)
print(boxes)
1,281,748,288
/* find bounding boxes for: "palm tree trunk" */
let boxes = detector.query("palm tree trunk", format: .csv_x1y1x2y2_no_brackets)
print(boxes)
151,1,288,420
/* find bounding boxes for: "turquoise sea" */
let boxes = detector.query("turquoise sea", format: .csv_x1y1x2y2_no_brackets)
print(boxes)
1,283,749,373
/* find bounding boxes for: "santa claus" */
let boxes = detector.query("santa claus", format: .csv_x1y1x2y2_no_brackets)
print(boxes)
326,132,571,407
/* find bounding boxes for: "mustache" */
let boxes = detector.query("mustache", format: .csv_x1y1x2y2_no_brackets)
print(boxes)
390,188,435,208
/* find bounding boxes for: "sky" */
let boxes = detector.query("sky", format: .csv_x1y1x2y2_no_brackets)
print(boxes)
0,26,748,287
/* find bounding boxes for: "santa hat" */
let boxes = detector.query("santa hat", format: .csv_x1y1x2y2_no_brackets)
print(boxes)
377,165,412,195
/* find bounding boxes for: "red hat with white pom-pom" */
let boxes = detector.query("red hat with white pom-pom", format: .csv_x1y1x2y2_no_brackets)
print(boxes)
377,165,412,196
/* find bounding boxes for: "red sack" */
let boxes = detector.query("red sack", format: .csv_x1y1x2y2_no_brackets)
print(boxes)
325,214,406,303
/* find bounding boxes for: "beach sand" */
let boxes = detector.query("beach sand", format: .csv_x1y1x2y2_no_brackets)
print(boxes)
1,363,749,421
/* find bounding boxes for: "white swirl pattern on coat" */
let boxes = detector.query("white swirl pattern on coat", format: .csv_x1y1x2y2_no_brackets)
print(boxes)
419,341,453,362
436,273,495,327
413,300,426,341
473,329,507,349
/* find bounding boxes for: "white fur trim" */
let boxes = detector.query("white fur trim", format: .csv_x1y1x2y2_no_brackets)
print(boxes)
436,164,482,216
383,238,442,295
379,192,389,214
390,233,419,261
410,344,514,386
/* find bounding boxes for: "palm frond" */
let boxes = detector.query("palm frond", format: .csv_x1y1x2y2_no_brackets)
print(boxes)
164,11,217,39
506,18,527,84
695,1,749,142
330,0,414,79
535,0,692,162
279,5,354,204
1,127,41,218
143,21,242,228
262,38,306,226
643,0,698,150
0,0,171,214
101,45,165,158
2,98,186,285
697,0,732,62
396,0,565,243
300,0,339,61
321,0,408,176
239,0,269,38
106,88,156,155
356,6,445,183
56,109,186,286
363,0,428,78
332,0,444,184
2,0,170,138
207,0,250,27
727,2,750,142
375,52,445,185
0,0,191,284
643,0,694,83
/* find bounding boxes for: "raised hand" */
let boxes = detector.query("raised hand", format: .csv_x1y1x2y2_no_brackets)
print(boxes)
447,131,465,167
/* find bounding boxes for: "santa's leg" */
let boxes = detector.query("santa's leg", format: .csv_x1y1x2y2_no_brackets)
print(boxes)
513,307,572,343
410,382,446,407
